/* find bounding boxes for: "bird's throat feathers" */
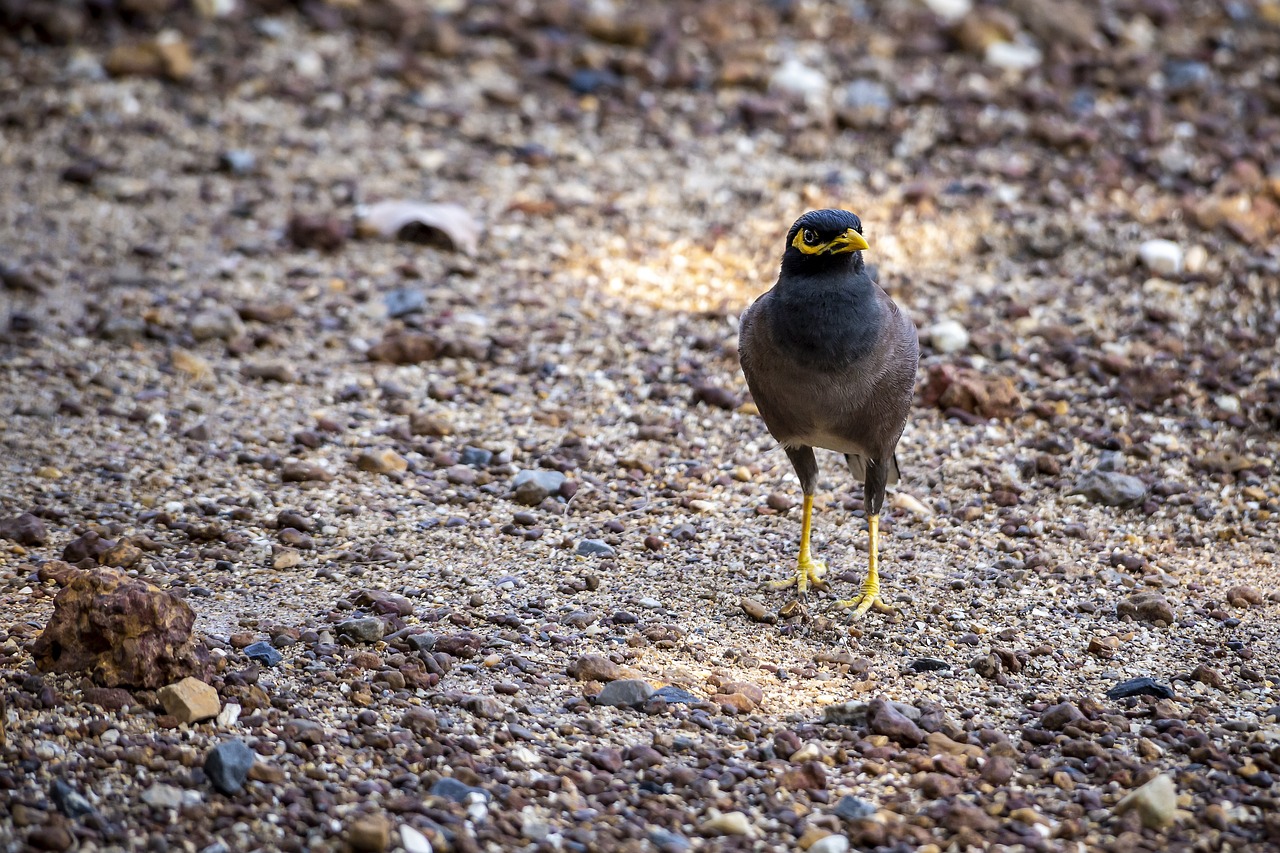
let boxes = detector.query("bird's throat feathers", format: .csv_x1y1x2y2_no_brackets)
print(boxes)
769,272,883,367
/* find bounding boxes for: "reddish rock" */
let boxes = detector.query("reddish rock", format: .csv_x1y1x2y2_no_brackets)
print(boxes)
867,698,924,746
921,365,1023,420
0,512,47,545
352,589,415,617
568,654,628,682
780,761,826,791
368,332,442,365
31,568,210,688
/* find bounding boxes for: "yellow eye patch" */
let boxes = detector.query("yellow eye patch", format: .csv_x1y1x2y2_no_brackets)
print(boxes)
790,227,870,255
791,230,827,254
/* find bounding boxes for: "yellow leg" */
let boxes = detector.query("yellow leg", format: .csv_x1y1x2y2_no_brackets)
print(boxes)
769,494,826,595
836,514,895,617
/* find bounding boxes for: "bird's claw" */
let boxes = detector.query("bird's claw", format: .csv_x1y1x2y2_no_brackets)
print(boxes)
834,593,896,619
768,557,827,597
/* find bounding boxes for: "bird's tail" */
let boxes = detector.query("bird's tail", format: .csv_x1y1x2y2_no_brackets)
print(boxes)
845,453,900,486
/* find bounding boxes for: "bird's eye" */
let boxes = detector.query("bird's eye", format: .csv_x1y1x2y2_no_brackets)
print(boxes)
802,229,818,244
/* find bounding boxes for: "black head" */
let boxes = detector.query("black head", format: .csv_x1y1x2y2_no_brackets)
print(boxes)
782,209,869,273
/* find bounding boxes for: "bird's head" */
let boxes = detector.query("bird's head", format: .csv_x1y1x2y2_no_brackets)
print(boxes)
782,209,869,272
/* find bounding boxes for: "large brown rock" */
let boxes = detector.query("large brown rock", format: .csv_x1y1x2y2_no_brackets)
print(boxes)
921,365,1023,420
31,568,209,688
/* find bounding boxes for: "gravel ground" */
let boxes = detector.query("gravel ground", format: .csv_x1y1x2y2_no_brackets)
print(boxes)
2,1,1280,851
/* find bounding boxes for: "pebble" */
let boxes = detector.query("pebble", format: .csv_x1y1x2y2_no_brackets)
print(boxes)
922,0,971,20
142,782,184,809
0,512,47,545
204,739,255,794
189,306,245,342
512,469,566,505
867,698,923,746
926,319,970,354
400,826,433,853
1114,773,1176,829
243,641,283,667
347,813,392,853
740,597,773,623
985,41,1042,71
50,778,96,818
219,149,256,174
1138,239,1184,276
909,657,951,672
384,287,426,318
700,810,752,836
1117,591,1175,625
429,777,490,803
836,79,893,126
651,686,701,705
338,617,386,643
576,539,616,557
832,794,877,821
808,834,850,853
1040,701,1085,731
769,59,828,105
595,679,654,708
1072,470,1147,506
569,654,627,682
356,449,409,475
1226,585,1264,607
216,703,241,727
157,677,220,724
1106,676,1174,700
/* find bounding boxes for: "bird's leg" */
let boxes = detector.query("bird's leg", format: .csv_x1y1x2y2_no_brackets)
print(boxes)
769,446,826,596
836,514,894,616
770,493,827,594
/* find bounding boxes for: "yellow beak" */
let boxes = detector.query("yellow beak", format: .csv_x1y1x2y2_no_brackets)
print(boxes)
828,228,870,254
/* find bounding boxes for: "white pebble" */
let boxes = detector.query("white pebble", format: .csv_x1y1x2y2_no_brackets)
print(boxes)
1215,395,1241,415
701,810,753,836
769,59,829,105
400,826,433,853
927,319,970,354
1138,239,1184,276
921,0,971,21
217,702,242,728
985,41,1042,71
809,835,851,853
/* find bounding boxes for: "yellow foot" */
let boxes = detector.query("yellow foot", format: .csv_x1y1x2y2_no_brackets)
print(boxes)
768,557,827,596
835,591,896,618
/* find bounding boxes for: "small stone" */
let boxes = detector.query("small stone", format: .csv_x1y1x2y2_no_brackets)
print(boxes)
141,783,183,809
984,40,1042,71
575,539,616,557
927,319,970,354
272,548,303,570
1072,470,1147,506
356,449,408,475
26,826,74,851
922,0,971,21
1138,239,1184,276
242,641,282,667
512,469,566,505
1114,773,1177,829
204,739,255,794
714,692,757,715
691,383,739,410
0,512,47,545
1190,664,1225,690
219,149,256,174
700,810,752,837
568,654,627,682
651,686,701,705
1040,701,1085,731
982,755,1016,786
157,677,220,723
970,653,1002,680
216,703,241,727
807,835,849,853
867,697,923,746
769,58,828,106
338,617,386,644
429,777,489,803
400,826,433,853
409,411,452,436
910,657,951,672
384,287,426,318
1227,585,1264,607
190,306,245,342
835,79,893,127
595,679,654,708
740,597,773,623
50,778,96,818
1106,677,1175,700
347,814,391,853
280,461,334,483
1117,591,1175,625
833,794,877,821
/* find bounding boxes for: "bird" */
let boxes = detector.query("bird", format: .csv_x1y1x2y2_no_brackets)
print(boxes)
738,209,918,617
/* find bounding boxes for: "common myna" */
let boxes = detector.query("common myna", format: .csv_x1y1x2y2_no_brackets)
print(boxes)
739,209,918,617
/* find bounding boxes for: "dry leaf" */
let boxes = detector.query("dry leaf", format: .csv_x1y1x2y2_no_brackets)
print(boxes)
356,200,481,255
